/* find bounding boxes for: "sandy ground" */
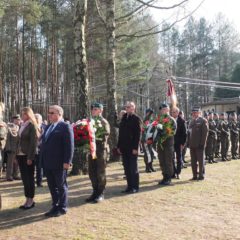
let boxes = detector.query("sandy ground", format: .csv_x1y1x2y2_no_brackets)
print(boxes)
0,154,240,240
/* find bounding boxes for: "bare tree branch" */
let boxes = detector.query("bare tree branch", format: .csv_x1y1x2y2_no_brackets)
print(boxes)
116,0,205,39
116,4,150,26
135,0,189,10
94,0,107,26
115,0,155,22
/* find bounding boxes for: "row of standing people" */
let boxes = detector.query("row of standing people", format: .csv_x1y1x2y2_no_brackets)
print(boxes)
205,112,240,163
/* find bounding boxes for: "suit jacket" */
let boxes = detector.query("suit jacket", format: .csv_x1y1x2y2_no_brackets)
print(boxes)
41,121,74,170
117,113,141,154
174,116,187,146
188,117,209,148
17,122,37,160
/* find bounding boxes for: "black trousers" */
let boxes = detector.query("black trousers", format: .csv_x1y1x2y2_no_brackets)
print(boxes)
173,143,183,175
17,155,35,198
122,152,139,190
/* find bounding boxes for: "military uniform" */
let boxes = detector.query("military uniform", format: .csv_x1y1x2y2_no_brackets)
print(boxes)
229,118,239,159
214,118,221,158
205,118,217,163
188,111,208,180
86,103,110,203
219,118,230,161
88,116,110,201
141,109,155,173
157,103,177,185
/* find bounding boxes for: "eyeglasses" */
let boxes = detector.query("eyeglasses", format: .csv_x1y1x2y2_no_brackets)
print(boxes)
48,112,56,115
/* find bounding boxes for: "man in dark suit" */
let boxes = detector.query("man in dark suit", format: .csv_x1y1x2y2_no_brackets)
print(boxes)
171,107,187,179
41,105,74,217
117,101,141,194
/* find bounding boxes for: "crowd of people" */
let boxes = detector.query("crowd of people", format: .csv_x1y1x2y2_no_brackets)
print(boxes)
0,100,239,217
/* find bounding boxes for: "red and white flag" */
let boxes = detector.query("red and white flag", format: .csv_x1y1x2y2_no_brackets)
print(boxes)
166,79,177,108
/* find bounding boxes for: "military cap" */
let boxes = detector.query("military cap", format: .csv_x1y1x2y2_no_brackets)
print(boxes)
208,111,213,115
159,103,169,110
145,108,154,114
191,106,201,112
91,102,103,109
12,114,21,120
213,113,219,116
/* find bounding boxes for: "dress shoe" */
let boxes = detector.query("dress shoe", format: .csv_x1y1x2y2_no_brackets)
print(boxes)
121,188,131,193
212,159,218,163
45,207,59,217
208,160,213,164
85,192,97,203
129,189,138,194
190,177,198,181
176,174,181,179
198,176,204,180
93,194,104,203
222,158,226,161
20,202,35,210
13,177,21,180
7,178,13,181
159,180,171,186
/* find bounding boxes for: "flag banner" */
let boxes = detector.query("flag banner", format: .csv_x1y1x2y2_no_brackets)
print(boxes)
166,79,177,107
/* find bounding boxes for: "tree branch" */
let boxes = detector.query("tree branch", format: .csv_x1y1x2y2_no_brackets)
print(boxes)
94,0,106,27
135,0,189,10
115,0,155,22
116,0,205,39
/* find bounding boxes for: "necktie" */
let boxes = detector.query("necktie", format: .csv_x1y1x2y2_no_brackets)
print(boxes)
45,124,54,139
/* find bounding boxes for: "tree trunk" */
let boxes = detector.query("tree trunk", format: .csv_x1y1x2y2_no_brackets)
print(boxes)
72,0,89,175
74,0,89,120
105,0,118,161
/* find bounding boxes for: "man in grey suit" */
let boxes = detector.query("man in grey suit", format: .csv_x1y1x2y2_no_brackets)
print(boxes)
188,107,208,180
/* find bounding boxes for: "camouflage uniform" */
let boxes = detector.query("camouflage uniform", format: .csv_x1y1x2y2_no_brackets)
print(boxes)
229,118,239,159
88,115,110,199
219,118,230,161
205,119,217,163
214,118,221,158
188,115,208,179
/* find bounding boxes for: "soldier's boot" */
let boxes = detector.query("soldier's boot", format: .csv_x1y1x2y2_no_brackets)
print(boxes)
149,162,156,172
211,155,218,163
85,190,98,203
208,157,213,164
145,164,152,173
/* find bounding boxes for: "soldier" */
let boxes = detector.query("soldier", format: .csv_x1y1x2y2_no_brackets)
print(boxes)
157,103,176,185
86,103,110,203
218,113,230,161
214,113,221,158
229,113,239,159
188,107,208,180
205,112,218,163
141,108,155,173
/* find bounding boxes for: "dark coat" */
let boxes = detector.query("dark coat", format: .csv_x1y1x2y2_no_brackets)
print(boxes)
17,122,37,160
117,113,141,154
174,116,187,146
41,121,74,170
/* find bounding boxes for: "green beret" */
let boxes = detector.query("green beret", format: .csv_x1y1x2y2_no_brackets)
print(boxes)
91,102,103,109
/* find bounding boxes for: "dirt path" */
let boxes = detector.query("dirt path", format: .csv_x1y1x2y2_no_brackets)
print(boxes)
0,157,240,240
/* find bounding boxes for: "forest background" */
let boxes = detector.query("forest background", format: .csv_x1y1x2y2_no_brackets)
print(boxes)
1,0,240,155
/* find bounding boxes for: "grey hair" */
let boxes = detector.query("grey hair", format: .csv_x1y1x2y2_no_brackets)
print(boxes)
49,105,64,116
